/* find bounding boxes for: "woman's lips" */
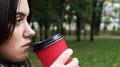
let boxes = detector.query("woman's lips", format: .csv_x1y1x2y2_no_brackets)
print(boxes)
22,42,31,49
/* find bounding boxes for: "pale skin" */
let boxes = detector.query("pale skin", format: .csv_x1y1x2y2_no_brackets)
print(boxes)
0,0,35,62
0,0,79,66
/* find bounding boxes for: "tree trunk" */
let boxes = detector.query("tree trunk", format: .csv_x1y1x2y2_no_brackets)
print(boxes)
90,20,94,41
51,24,55,35
31,22,36,43
90,1,97,41
57,25,60,34
94,20,100,35
60,24,64,35
44,22,49,39
76,15,81,42
38,20,43,41
60,0,66,35
68,22,71,36
68,12,72,36
94,0,104,35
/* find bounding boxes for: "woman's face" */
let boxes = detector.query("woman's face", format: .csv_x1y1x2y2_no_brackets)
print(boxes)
0,0,35,62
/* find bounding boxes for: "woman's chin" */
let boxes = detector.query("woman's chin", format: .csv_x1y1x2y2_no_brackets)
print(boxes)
13,53,28,62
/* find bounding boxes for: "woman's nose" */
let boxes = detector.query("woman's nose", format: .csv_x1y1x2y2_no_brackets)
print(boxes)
23,22,35,38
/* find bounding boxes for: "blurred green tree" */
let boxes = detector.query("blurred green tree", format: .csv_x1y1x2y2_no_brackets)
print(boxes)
32,0,61,40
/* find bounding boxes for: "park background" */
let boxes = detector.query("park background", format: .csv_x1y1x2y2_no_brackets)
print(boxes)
28,0,120,67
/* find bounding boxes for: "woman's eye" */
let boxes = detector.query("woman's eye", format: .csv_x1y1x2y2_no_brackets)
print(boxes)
16,17,22,22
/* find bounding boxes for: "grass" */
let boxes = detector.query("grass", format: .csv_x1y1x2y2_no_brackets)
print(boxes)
28,35,120,67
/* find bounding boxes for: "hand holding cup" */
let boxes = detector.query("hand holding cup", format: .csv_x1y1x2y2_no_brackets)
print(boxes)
50,49,79,67
33,34,79,67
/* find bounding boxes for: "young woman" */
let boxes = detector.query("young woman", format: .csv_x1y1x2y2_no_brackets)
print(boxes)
0,0,79,67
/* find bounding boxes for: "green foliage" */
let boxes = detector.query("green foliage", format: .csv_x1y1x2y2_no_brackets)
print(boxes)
69,0,92,23
32,0,61,24
32,0,93,24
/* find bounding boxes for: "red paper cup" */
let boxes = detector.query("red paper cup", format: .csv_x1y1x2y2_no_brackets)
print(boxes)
33,34,72,67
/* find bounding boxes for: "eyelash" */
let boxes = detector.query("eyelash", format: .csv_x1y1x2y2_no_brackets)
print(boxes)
16,17,22,22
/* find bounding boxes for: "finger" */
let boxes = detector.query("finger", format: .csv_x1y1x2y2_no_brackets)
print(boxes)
66,58,79,67
55,48,73,64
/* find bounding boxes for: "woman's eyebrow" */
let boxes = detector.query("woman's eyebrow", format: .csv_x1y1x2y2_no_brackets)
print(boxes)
16,12,26,17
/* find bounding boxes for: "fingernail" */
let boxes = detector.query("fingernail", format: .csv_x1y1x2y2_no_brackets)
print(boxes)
73,58,79,64
66,48,73,54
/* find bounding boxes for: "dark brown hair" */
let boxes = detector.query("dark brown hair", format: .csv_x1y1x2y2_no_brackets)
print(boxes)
0,0,32,45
